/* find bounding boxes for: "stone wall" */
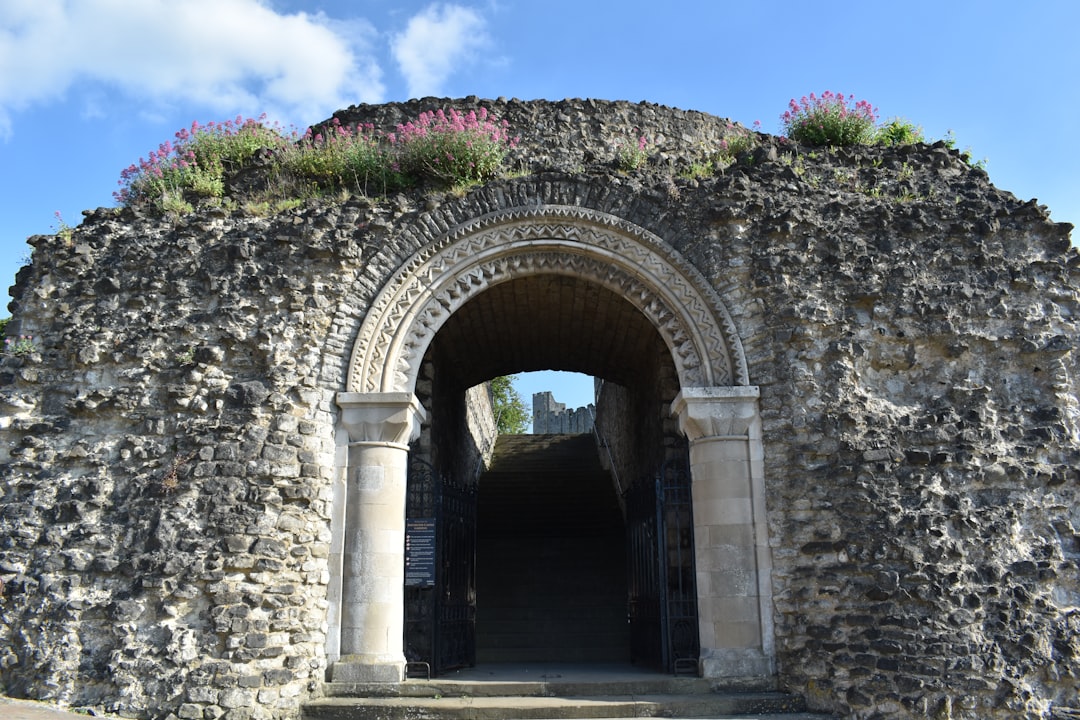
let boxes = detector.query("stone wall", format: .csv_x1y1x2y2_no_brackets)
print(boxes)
463,384,498,480
1,205,355,718
414,358,498,488
593,346,684,501
1,98,1078,719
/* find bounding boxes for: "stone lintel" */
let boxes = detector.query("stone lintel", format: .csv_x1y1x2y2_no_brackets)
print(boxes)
337,392,426,447
671,386,760,441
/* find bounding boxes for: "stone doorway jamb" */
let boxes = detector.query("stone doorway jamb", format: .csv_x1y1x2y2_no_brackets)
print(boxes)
331,391,426,683
672,385,774,681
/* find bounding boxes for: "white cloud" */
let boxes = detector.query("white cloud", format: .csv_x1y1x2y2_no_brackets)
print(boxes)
391,3,489,99
0,0,386,137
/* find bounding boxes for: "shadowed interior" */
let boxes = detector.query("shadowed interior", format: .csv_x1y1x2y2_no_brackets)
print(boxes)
418,274,677,666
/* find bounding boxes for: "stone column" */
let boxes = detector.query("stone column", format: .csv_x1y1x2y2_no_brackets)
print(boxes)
671,386,774,681
331,392,426,683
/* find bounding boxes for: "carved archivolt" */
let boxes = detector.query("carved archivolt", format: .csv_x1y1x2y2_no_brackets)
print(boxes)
347,205,748,393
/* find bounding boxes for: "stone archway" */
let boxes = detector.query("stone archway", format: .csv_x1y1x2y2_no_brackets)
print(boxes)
346,204,749,394
331,205,772,683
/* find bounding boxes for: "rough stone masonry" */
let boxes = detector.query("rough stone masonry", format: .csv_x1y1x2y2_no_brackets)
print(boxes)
0,98,1078,720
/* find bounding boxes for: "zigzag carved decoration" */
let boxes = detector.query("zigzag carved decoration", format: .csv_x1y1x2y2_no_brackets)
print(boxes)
347,205,748,393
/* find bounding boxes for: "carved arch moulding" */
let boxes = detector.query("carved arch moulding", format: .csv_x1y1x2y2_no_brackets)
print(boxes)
346,205,750,395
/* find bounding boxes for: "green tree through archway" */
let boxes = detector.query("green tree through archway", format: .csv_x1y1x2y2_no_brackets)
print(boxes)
490,375,530,434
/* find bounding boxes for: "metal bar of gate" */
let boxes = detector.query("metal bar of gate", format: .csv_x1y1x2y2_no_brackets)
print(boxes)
404,458,437,672
655,475,671,672
660,457,700,672
432,471,444,673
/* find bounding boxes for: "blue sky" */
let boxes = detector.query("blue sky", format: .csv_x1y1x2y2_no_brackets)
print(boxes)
2,0,1078,414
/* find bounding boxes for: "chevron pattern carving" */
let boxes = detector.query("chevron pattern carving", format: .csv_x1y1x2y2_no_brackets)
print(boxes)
347,205,748,393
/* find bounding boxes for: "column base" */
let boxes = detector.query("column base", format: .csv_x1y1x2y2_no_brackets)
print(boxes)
699,647,775,688
330,655,405,683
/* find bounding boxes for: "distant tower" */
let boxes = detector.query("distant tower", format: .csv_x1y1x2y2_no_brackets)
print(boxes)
532,391,595,434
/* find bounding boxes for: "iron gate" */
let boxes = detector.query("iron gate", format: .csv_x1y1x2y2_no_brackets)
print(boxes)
404,458,477,675
626,456,700,672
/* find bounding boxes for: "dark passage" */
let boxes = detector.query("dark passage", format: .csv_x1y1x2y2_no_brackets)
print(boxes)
476,433,629,663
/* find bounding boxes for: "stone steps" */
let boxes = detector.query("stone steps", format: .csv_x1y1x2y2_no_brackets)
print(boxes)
326,676,728,697
305,692,822,720
486,434,605,473
476,433,627,664
312,670,837,720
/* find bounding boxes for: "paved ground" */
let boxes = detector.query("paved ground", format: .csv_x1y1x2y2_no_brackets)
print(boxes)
0,696,121,720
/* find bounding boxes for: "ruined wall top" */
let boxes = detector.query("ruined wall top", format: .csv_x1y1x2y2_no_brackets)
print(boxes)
329,97,745,176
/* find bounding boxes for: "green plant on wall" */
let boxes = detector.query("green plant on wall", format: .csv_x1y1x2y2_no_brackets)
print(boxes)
51,211,73,243
614,134,648,171
280,119,404,196
780,92,987,170
394,107,516,186
876,117,924,146
1,318,37,357
782,91,878,146
115,107,519,212
942,130,988,169
115,115,288,210
680,122,759,180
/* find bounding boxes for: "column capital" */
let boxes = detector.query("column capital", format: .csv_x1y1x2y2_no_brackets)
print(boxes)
671,386,760,442
337,391,426,448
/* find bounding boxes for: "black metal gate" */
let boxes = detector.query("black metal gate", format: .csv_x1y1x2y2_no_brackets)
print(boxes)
404,458,477,675
626,456,700,673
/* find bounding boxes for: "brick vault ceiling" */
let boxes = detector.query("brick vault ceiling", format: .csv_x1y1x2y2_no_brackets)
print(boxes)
430,274,666,391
